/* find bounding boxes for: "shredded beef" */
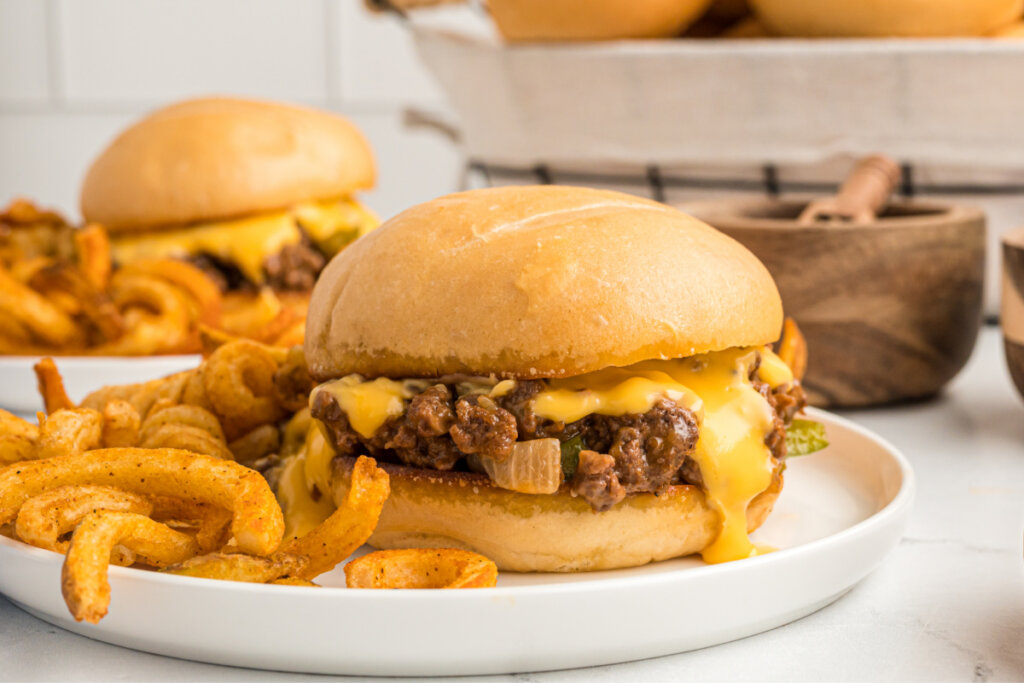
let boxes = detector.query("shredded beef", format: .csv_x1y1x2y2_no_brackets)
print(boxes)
263,239,326,292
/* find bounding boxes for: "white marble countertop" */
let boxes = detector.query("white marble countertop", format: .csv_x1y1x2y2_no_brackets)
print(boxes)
2,326,1022,682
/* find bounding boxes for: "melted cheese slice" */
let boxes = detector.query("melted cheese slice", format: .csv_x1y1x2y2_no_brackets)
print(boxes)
310,376,432,439
534,348,792,564
111,197,377,284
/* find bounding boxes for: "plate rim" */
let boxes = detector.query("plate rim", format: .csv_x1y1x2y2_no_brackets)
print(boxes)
0,407,914,600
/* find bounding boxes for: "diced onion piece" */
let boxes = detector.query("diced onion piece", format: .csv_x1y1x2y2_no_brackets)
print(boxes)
476,438,563,495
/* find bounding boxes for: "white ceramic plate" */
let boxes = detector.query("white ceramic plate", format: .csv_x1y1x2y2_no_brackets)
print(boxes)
0,355,200,415
0,409,912,676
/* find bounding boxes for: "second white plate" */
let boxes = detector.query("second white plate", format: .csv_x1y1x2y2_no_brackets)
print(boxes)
0,409,913,676
0,355,200,415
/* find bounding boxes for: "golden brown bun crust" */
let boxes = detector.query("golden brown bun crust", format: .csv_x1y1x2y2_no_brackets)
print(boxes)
750,0,1023,37
332,456,782,572
81,97,375,232
489,0,712,41
305,186,783,381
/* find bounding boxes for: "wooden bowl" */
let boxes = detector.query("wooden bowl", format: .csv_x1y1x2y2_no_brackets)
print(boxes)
1003,227,1024,402
683,198,986,408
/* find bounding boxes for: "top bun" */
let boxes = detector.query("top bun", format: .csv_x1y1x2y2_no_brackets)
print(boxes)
81,97,375,233
749,0,1022,37
488,0,712,41
305,186,782,381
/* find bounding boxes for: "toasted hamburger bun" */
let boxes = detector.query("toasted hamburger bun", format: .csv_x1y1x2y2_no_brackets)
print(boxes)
488,0,714,41
332,456,782,573
81,97,375,233
305,185,782,381
749,0,1023,37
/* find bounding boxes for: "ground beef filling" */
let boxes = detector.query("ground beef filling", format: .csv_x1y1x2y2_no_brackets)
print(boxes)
311,375,804,512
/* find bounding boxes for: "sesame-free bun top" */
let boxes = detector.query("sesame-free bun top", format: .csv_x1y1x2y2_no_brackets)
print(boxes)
488,0,713,41
749,0,1023,37
81,97,375,233
305,186,782,381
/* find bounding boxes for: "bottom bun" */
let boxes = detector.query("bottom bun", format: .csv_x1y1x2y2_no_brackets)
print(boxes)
331,456,783,572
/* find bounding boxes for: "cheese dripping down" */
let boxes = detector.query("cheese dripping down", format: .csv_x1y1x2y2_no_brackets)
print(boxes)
533,348,790,564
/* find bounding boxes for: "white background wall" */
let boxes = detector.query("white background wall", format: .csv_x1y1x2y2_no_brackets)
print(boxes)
0,0,463,222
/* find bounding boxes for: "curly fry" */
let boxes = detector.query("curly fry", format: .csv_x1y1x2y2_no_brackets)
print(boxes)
777,317,808,382
163,551,306,584
228,424,280,464
29,263,123,342
36,408,103,459
62,511,198,623
149,496,232,554
140,402,225,443
94,274,192,355
0,448,284,556
281,456,390,580
100,400,140,447
15,485,151,556
34,358,75,414
202,340,284,439
0,265,83,347
0,410,38,465
345,548,498,589
73,223,112,291
118,259,222,328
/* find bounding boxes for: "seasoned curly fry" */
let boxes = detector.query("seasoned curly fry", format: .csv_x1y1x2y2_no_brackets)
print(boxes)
36,408,103,459
149,496,232,554
163,551,307,583
73,223,112,291
202,340,284,439
777,317,808,381
0,410,39,465
118,259,222,328
62,511,198,623
138,402,232,460
28,264,123,342
228,424,280,464
34,358,75,414
0,265,83,347
281,456,390,580
0,448,284,556
100,400,140,447
81,371,191,418
345,549,498,589
15,485,151,556
93,274,192,355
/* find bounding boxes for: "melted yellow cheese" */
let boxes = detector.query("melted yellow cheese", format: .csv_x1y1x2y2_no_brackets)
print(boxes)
111,197,378,284
534,347,789,564
293,198,378,246
275,423,337,539
113,211,301,284
310,376,429,439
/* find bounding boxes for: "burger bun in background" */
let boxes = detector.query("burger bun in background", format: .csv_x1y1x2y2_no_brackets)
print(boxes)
748,0,1024,37
488,0,714,41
